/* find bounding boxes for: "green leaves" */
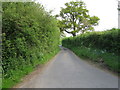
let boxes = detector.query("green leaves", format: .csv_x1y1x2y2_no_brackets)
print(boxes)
2,2,60,82
62,28,120,55
62,28,120,72
57,0,100,36
89,16,100,25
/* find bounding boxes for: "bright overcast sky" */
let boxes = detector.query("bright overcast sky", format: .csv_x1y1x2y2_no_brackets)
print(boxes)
36,0,118,32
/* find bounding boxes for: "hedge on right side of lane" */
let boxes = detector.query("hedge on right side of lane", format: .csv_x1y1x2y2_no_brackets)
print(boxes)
63,28,120,55
62,28,120,72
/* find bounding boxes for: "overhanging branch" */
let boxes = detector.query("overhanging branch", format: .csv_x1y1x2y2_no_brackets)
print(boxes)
65,30,71,33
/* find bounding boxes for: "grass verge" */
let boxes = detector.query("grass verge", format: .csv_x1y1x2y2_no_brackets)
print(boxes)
67,46,119,73
2,48,60,88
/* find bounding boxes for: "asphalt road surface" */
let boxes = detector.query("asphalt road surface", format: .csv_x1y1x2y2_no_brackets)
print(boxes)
19,47,118,88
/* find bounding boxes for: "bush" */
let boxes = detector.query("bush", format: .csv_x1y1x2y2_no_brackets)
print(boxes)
62,28,120,72
62,28,120,55
2,2,60,87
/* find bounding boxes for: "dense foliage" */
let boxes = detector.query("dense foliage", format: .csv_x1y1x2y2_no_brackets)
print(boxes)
57,1,99,36
2,2,60,86
62,28,119,55
62,28,120,72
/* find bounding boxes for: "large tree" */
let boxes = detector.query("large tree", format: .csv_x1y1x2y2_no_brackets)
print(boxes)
57,1,100,36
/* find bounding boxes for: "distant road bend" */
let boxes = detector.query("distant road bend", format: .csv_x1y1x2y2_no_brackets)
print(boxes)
19,47,118,88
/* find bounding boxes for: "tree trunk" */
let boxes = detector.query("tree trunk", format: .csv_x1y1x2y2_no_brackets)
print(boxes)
72,33,76,37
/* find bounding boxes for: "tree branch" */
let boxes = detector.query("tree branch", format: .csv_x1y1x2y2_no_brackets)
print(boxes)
65,30,71,33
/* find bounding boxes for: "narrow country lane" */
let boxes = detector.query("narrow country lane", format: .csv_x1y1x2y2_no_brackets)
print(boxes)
19,47,118,88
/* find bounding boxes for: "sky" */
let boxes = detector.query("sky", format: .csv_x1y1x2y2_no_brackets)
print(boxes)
36,0,118,34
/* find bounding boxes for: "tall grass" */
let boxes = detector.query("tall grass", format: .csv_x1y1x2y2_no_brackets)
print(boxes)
70,46,119,72
2,48,59,88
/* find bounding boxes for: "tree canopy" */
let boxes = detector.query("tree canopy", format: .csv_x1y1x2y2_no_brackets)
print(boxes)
57,0,100,36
